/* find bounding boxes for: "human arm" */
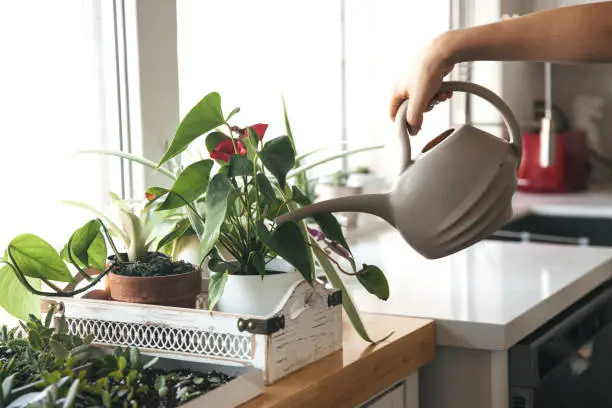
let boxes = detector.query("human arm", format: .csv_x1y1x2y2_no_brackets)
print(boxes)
391,2,612,134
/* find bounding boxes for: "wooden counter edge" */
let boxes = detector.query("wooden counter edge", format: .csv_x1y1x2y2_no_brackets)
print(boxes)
240,314,436,408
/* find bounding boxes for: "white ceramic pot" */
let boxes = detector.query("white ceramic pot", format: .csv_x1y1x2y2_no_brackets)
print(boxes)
212,258,301,317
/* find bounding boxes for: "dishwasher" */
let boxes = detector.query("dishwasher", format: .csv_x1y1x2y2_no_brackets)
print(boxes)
509,279,612,408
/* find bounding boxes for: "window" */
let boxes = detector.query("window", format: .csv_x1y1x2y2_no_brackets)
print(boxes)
0,0,124,325
176,0,451,184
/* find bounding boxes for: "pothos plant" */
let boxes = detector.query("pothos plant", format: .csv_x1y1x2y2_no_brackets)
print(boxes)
142,92,390,343
0,202,190,322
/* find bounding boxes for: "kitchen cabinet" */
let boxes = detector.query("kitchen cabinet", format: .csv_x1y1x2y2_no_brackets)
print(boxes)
361,381,404,408
360,373,419,408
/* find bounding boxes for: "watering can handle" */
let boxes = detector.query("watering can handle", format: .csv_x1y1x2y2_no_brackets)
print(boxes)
395,81,522,171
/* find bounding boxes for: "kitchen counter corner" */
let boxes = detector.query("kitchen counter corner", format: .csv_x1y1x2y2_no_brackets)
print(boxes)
239,313,435,408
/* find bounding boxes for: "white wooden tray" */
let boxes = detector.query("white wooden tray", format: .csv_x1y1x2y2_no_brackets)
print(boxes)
40,280,342,385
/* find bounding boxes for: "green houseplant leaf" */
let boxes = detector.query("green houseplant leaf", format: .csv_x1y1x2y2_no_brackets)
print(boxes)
200,173,232,258
228,155,254,178
208,270,228,311
257,222,313,284
8,234,73,282
159,159,214,210
0,264,41,321
159,92,226,166
356,264,390,301
62,220,107,271
311,241,393,344
259,136,295,189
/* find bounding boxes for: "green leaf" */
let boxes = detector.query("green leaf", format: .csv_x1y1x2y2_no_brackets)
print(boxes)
28,330,43,350
63,220,107,271
228,155,254,178
8,234,73,282
281,95,297,154
159,159,214,210
0,264,41,321
257,222,313,284
159,92,226,166
208,271,228,311
49,339,69,361
102,390,111,408
313,213,356,271
155,221,190,253
143,356,159,370
118,356,127,371
356,265,389,301
249,251,266,278
291,186,311,206
200,174,232,258
129,346,142,371
2,375,14,402
311,241,388,344
226,106,240,121
256,173,275,201
144,186,170,209
260,136,295,189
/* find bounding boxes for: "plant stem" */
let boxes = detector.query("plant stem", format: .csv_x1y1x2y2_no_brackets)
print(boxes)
225,123,239,155
97,218,123,261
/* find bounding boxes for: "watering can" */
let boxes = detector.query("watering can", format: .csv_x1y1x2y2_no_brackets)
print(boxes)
276,81,522,259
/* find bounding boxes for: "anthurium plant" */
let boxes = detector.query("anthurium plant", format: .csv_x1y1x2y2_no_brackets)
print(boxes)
143,92,390,342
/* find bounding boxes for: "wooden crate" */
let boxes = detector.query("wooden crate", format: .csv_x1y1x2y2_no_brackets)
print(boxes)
40,280,342,385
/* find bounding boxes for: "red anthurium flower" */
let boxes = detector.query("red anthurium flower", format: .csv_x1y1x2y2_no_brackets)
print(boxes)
248,123,268,140
231,123,269,141
210,138,247,163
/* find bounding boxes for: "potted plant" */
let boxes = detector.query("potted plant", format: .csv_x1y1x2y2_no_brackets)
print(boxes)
0,208,200,321
141,92,390,343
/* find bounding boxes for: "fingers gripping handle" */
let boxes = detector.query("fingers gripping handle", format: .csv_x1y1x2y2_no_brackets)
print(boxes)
395,81,522,172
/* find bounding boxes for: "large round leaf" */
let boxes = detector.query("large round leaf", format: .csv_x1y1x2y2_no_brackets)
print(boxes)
159,159,214,210
159,92,225,166
0,264,41,321
259,136,295,189
8,234,73,282
356,264,389,301
62,220,107,271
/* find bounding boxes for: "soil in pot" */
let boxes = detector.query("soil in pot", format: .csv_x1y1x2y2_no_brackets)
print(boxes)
107,252,201,308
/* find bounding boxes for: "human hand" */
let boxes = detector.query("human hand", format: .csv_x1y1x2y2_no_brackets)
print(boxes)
389,36,455,135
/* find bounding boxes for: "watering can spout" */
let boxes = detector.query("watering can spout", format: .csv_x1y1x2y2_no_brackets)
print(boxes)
275,193,394,227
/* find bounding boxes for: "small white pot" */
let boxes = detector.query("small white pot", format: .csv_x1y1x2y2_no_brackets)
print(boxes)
212,259,301,317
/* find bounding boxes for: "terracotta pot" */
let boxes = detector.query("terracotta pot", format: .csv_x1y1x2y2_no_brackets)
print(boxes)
108,267,202,308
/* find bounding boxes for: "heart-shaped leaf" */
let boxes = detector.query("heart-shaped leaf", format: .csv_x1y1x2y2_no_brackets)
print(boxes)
356,264,389,300
159,159,214,210
200,174,232,258
208,270,228,311
228,155,254,178
8,234,73,282
62,220,107,271
259,136,295,189
159,92,225,166
257,222,312,284
0,265,41,321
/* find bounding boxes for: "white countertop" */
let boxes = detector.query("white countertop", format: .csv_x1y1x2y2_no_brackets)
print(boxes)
341,189,612,351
